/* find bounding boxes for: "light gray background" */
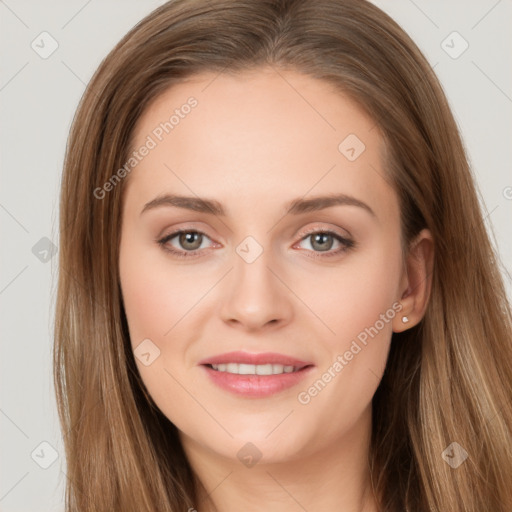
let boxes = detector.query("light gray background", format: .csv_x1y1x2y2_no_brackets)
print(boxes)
1,1,511,510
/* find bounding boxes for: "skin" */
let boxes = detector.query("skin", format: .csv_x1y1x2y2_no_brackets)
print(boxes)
119,66,434,512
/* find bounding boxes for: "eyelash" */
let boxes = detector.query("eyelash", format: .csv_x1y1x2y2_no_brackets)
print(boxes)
157,227,355,260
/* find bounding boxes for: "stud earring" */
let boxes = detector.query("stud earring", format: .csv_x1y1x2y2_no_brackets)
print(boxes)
402,316,409,323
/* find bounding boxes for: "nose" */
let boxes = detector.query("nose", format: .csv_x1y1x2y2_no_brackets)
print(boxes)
219,246,294,332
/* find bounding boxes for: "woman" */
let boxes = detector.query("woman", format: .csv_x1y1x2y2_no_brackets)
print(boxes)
53,0,512,510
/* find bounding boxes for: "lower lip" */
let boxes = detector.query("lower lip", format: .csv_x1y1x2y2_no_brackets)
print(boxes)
200,364,315,398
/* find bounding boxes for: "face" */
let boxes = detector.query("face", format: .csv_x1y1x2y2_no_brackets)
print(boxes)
119,67,405,465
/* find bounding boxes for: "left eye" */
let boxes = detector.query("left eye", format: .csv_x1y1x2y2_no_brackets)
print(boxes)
157,229,354,258
296,231,345,252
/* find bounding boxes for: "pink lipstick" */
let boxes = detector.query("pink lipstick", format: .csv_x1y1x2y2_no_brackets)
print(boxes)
198,351,315,398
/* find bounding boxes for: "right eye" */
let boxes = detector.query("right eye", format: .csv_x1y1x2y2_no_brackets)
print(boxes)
157,230,216,258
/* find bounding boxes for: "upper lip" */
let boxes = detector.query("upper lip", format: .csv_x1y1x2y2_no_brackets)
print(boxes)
198,351,313,369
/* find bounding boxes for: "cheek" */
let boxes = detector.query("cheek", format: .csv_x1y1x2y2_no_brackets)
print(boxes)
296,236,402,346
119,232,202,349
294,238,402,426
299,243,401,424
119,231,190,391
119,234,200,427
119,252,170,347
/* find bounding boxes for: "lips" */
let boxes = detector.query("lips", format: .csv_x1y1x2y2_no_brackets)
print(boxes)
198,351,315,398
197,351,313,370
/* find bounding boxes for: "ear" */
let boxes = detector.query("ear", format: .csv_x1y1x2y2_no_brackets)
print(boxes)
392,228,434,333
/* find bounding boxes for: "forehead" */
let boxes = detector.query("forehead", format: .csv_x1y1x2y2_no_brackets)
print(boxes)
132,67,380,152
125,67,394,219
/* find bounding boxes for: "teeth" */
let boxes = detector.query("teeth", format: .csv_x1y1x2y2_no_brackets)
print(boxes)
211,363,297,375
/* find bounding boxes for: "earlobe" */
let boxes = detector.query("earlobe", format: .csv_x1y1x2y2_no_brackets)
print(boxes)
392,229,434,333
392,305,412,333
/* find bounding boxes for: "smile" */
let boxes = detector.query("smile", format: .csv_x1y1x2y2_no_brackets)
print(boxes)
201,364,314,398
208,363,300,375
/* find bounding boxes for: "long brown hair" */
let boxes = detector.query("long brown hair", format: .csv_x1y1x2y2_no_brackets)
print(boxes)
54,0,512,510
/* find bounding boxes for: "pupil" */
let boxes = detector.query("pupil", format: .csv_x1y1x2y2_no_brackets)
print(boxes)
312,233,333,251
181,232,201,249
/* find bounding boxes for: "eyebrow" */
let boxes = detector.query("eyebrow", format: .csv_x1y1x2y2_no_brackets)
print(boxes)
140,193,376,218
